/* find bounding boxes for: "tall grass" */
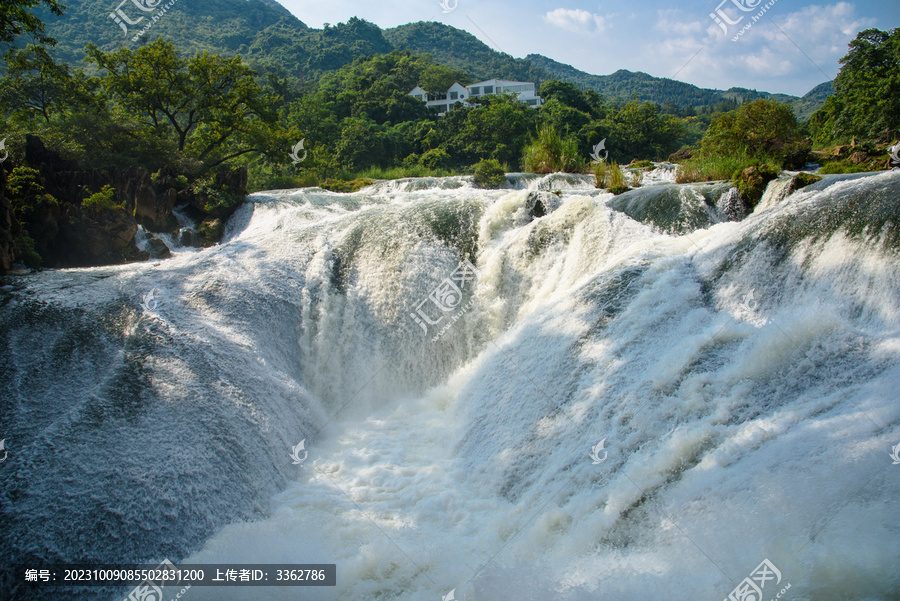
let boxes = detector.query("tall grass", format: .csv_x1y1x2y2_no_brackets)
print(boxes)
522,124,586,173
676,146,783,183
593,161,628,192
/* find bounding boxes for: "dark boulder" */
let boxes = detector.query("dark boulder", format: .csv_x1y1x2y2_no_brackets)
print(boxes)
668,148,695,162
733,165,779,209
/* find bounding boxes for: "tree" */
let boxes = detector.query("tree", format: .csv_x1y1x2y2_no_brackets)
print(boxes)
540,80,591,114
0,0,63,46
601,100,686,162
0,44,96,123
808,28,899,143
451,94,535,168
701,99,803,162
86,39,284,171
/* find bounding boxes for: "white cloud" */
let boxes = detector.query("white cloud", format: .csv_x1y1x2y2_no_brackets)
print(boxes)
543,8,607,34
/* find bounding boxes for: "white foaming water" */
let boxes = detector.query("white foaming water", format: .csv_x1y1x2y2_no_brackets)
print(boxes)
175,172,899,600
2,171,899,601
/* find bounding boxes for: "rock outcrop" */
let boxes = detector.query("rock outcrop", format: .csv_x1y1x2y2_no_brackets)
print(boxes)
0,135,249,271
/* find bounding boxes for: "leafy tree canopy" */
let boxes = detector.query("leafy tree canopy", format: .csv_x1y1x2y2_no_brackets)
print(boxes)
0,0,63,46
808,28,899,144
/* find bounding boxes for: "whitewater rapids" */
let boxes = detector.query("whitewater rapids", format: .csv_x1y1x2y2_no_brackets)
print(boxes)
1,170,899,600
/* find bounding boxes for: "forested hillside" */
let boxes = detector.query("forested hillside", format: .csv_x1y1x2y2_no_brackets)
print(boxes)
29,0,829,113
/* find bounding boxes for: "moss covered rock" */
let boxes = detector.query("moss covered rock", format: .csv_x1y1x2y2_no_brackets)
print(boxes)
733,165,780,209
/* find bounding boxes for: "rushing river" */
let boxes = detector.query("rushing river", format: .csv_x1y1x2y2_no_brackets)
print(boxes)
2,169,899,600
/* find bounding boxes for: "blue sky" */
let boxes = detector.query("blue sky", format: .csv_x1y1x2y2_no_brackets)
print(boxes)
275,0,899,97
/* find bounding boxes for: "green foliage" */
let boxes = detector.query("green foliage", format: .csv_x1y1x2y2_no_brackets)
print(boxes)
319,178,375,193
540,80,592,114
0,45,98,124
198,218,224,246
700,99,804,165
676,147,777,183
0,0,63,46
629,160,655,170
593,161,628,193
818,161,869,174
521,124,585,173
384,21,547,84
82,185,123,213
473,158,506,188
419,148,451,169
192,174,243,216
6,166,59,262
602,100,685,163
86,39,284,172
12,234,42,268
809,28,900,144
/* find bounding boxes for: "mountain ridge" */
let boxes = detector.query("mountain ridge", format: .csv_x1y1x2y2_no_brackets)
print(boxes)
32,1,831,116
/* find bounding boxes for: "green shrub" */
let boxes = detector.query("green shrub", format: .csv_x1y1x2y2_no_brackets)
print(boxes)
473,158,507,188
521,124,585,173
192,175,243,217
12,235,42,268
83,185,123,213
319,178,375,193
419,148,452,170
594,161,629,193
818,161,870,174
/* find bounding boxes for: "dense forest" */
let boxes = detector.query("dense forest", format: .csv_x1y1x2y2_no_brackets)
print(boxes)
0,0,898,273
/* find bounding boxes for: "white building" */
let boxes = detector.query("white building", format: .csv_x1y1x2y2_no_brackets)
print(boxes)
409,79,543,115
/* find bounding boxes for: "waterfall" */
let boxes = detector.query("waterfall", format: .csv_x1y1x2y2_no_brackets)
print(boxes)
1,170,898,600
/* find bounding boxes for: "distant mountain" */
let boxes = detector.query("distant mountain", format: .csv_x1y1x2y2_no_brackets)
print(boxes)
383,21,549,84
32,1,831,117
525,54,725,107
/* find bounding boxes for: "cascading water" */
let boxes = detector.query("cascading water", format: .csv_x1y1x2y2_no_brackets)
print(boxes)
1,170,899,600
